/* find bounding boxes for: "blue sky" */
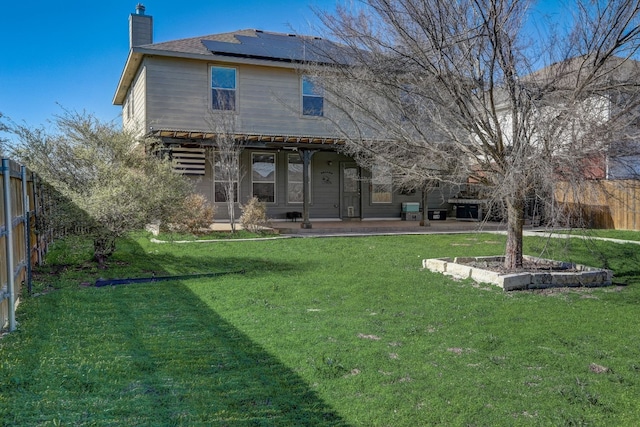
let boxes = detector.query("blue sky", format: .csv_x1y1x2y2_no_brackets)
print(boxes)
0,0,337,142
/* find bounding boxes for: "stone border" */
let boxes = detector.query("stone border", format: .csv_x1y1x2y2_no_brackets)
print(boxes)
422,255,613,291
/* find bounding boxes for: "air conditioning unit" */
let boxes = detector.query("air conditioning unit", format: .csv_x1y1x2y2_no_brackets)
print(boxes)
401,202,420,212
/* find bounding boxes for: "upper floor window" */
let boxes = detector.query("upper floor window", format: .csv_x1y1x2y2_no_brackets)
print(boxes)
211,66,236,110
302,76,323,116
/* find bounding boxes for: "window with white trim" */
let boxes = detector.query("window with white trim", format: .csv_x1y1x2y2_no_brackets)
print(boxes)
371,163,393,203
287,153,307,203
211,66,236,110
252,153,275,203
302,76,323,116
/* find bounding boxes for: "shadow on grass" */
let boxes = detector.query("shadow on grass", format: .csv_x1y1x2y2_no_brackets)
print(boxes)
527,233,640,288
109,236,308,278
111,280,348,426
2,235,348,426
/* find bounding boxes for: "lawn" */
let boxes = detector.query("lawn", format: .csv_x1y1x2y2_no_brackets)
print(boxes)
1,232,640,426
555,228,640,242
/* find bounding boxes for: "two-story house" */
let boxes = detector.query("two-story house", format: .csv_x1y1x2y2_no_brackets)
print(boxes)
113,5,454,226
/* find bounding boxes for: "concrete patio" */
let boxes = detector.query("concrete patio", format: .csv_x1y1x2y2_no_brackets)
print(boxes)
268,218,511,236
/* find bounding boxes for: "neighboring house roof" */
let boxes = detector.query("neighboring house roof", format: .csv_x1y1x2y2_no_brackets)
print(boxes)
521,55,640,93
113,29,348,105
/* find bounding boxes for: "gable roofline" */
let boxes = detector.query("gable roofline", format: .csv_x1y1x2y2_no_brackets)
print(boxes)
113,50,142,105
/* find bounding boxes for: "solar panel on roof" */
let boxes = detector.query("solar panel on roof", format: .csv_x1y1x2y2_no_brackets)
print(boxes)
201,31,350,65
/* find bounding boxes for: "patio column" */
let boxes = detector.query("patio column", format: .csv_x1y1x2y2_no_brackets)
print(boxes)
420,182,431,227
300,149,316,229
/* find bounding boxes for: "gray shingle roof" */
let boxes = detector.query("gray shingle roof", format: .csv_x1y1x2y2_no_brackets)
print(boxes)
141,29,257,56
141,29,349,64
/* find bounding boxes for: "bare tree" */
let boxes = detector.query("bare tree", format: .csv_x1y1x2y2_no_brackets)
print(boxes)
206,112,244,232
0,112,8,155
314,0,640,270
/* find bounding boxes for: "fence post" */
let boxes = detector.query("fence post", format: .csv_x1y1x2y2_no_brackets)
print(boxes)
2,159,16,332
22,166,33,294
33,175,44,266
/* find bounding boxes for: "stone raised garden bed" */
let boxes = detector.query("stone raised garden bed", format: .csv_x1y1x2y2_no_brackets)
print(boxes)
422,255,613,291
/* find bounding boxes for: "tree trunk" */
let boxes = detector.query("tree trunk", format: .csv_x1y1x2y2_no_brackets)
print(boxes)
227,186,236,233
504,198,524,270
419,183,431,227
94,235,116,268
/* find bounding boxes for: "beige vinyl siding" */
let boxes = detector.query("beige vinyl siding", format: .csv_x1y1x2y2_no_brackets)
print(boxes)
239,65,297,133
142,57,339,137
145,57,209,131
123,65,147,137
238,66,334,137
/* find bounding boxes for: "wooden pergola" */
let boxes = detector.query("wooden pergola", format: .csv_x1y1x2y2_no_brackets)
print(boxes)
149,129,347,229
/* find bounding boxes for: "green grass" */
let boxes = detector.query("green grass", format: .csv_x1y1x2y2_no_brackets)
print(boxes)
555,228,640,242
156,229,278,242
2,232,640,426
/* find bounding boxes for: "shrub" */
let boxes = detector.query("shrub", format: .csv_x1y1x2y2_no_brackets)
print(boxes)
8,110,193,265
170,194,215,234
240,196,269,233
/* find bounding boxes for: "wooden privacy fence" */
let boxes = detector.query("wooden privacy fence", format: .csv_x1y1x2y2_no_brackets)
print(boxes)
1,158,49,332
555,180,640,230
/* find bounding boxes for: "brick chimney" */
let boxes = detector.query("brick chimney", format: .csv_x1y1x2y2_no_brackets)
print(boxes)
129,3,153,48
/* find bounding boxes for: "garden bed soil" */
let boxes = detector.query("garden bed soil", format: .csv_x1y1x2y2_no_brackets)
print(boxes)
462,258,580,274
423,255,612,291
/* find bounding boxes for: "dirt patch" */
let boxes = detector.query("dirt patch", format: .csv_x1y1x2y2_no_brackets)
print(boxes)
357,333,381,340
589,363,610,374
344,368,361,377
